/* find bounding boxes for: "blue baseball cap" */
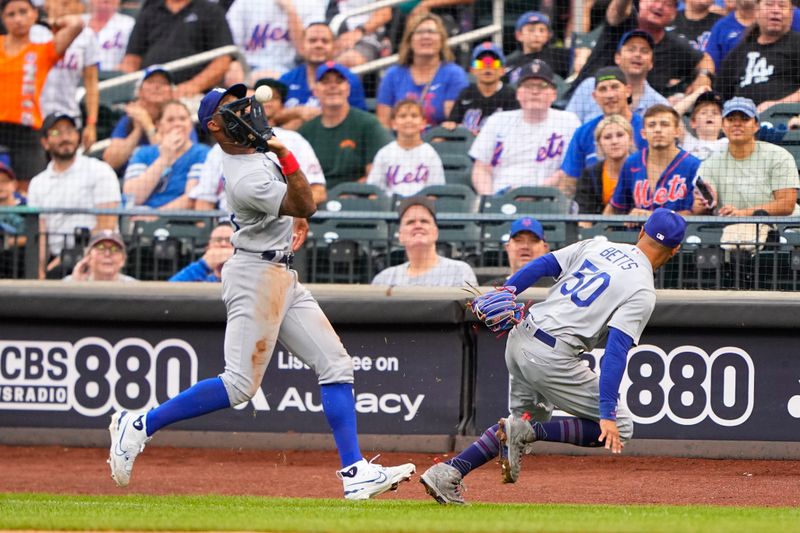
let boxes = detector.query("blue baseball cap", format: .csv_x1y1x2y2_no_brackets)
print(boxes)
510,216,546,241
515,11,550,32
617,29,655,51
197,84,247,133
315,61,352,82
142,64,173,83
471,41,506,63
643,208,686,248
722,97,758,120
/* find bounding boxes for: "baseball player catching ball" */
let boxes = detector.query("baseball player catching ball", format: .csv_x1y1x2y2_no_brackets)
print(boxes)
108,83,415,499
421,208,687,505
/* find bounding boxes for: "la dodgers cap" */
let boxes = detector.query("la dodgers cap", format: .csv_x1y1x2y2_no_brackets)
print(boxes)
142,64,173,84
87,230,126,251
398,195,436,220
643,208,686,248
515,11,550,32
516,59,556,86
617,29,655,51
594,66,627,85
722,97,758,120
315,61,352,82
471,41,506,63
197,84,247,133
40,113,78,137
509,216,546,241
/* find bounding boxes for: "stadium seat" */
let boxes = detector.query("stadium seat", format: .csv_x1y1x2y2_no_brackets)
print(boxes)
437,152,474,188
578,222,640,244
323,182,392,212
758,102,800,130
416,183,480,213
777,129,800,170
307,218,390,283
422,125,476,156
481,186,571,215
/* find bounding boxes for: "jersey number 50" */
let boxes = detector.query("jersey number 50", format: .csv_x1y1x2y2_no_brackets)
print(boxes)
560,260,611,308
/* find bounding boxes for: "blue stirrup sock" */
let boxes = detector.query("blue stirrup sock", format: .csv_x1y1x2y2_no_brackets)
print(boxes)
145,377,231,436
321,383,363,468
446,423,501,477
534,418,603,447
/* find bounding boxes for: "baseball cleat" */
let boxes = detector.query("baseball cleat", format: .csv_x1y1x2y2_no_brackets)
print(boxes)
108,410,151,488
420,462,466,505
338,456,416,500
497,414,535,483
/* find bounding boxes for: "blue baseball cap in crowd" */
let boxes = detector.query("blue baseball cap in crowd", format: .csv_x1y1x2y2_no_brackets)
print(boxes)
142,64,173,83
515,11,550,32
722,97,758,120
643,208,686,248
510,216,546,241
315,61,352,82
197,84,247,133
617,29,655,51
471,41,506,63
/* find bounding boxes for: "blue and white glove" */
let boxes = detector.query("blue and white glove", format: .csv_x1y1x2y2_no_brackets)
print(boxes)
469,286,525,333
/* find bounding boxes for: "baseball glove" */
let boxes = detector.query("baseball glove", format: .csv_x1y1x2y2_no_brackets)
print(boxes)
466,285,526,333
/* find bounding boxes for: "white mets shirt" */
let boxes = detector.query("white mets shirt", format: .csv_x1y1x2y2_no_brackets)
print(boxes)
366,141,445,197
530,239,656,352
469,109,580,194
82,12,136,72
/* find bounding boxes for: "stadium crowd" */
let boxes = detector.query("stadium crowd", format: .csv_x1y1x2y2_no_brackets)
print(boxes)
0,0,799,284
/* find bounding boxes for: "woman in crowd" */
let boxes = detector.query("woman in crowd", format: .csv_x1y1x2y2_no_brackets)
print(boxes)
0,0,83,190
123,100,208,210
375,13,468,129
575,114,634,219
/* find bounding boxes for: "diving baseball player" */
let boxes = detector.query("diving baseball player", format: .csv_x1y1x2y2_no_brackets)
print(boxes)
108,84,415,499
420,208,687,505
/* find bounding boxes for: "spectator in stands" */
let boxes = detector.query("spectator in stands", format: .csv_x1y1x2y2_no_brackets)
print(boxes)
169,222,233,282
561,66,647,197
375,13,468,128
469,60,581,195
678,89,728,161
505,11,571,82
0,0,83,188
576,114,636,217
192,78,327,211
225,0,325,84
331,0,392,68
668,0,722,50
119,0,233,98
64,230,136,281
442,42,518,135
83,0,135,72
567,30,669,124
695,97,799,216
367,99,445,197
604,104,700,217
27,113,121,279
276,22,367,130
484,216,551,287
568,0,715,100
123,100,209,209
103,66,199,173
717,0,800,113
371,196,477,287
0,162,26,247
37,0,99,151
299,62,392,190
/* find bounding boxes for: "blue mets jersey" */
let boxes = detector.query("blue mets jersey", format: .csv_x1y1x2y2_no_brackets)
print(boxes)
610,148,700,213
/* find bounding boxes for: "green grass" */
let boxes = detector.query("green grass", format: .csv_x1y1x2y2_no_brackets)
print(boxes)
1,493,799,533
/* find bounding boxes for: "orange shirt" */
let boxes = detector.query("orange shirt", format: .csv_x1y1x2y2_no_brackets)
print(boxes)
0,37,60,129
601,162,619,206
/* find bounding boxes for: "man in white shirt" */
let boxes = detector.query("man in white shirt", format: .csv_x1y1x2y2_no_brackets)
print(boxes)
27,113,121,279
470,59,580,195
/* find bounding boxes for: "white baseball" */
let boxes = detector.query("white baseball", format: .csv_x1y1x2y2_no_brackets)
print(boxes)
254,85,273,103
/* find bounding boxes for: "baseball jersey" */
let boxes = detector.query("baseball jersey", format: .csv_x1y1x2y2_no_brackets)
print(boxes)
0,37,60,128
280,64,367,111
531,239,656,352
610,148,700,213
124,143,209,208
446,83,519,135
366,141,445,197
377,63,469,126
191,128,326,211
469,109,581,194
565,77,669,124
226,0,326,74
223,151,292,252
371,256,477,287
83,12,136,71
561,113,646,179
38,28,100,121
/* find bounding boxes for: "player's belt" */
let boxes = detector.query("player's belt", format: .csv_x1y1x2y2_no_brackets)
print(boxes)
523,319,557,348
260,250,294,265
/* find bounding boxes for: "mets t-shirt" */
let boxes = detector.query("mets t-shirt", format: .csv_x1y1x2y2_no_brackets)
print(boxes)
610,148,700,213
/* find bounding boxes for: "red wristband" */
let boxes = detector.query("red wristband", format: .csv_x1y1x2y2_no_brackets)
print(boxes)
278,152,300,175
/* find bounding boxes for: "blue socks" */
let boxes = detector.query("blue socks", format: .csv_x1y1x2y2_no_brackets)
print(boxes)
321,383,362,468
446,424,501,477
145,377,231,436
535,418,603,447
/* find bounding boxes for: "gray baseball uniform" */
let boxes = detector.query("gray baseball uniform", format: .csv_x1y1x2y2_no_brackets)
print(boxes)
218,152,353,406
506,239,656,440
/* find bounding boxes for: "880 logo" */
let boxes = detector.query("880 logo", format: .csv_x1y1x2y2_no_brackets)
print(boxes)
581,345,754,426
0,338,197,417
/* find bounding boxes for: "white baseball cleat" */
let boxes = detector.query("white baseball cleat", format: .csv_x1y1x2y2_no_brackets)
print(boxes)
338,456,416,500
497,414,535,483
108,410,151,487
